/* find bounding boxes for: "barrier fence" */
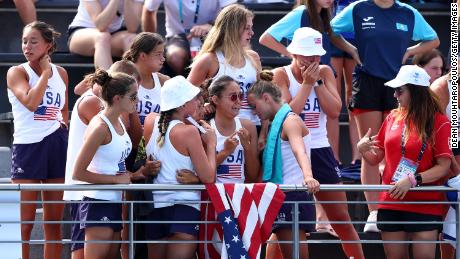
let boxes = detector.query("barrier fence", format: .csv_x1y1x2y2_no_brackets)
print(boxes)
0,183,458,259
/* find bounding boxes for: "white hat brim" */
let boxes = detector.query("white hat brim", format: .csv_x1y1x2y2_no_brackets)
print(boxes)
286,46,326,57
384,79,406,88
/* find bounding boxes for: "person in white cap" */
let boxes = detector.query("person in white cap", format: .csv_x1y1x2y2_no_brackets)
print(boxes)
269,27,364,259
357,65,452,259
143,76,217,259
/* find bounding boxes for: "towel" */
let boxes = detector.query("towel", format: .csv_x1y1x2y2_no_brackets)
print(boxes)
262,103,292,184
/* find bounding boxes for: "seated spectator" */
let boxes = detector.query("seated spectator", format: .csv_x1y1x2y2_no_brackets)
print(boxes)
13,0,36,25
141,0,236,76
358,65,451,259
68,0,144,70
413,48,447,84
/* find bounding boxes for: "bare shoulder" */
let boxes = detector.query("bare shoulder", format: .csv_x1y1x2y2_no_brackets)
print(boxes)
157,72,170,86
319,65,334,76
7,65,27,81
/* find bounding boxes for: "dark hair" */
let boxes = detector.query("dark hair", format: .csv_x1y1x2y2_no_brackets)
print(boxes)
209,75,237,101
396,84,443,146
123,32,165,63
249,70,282,103
157,109,175,147
90,69,136,105
110,60,141,82
296,0,332,34
412,49,447,74
24,21,61,54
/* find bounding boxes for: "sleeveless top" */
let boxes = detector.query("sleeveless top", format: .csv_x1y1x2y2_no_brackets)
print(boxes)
84,114,132,201
213,50,259,125
8,63,66,144
137,73,161,126
211,118,245,183
69,0,123,33
281,114,311,184
64,89,100,201
284,66,329,149
146,118,199,210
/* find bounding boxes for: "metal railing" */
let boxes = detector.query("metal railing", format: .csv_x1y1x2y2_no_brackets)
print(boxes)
0,183,458,259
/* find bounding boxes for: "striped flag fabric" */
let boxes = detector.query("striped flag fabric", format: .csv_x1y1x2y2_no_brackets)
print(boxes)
33,106,60,121
302,112,320,128
200,183,285,259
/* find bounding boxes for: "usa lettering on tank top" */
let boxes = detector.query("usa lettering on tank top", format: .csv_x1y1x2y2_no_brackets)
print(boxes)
300,97,321,128
137,73,162,126
34,86,62,121
236,74,252,111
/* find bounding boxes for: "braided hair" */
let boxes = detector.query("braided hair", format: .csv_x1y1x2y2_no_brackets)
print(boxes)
156,109,176,147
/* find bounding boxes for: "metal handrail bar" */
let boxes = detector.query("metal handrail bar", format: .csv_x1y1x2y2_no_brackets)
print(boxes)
0,183,455,191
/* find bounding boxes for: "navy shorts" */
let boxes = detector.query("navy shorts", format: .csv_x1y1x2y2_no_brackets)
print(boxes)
453,146,460,156
273,191,315,233
70,202,85,252
377,209,443,232
145,204,200,240
349,70,397,112
11,127,67,180
330,38,356,59
311,147,341,184
79,197,123,232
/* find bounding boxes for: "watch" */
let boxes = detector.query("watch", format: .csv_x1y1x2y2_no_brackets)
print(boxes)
314,79,323,87
414,173,423,186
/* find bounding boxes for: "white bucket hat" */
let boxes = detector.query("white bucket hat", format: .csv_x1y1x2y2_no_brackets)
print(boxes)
384,65,431,88
286,27,326,57
160,76,200,112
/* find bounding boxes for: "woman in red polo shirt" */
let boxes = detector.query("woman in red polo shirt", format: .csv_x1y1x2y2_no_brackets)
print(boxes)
358,65,452,259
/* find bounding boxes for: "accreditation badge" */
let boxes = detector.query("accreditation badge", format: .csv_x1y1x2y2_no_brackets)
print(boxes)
392,157,417,182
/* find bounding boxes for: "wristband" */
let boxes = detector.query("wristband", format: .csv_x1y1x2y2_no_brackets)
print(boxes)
407,173,416,188
314,79,323,88
414,173,423,186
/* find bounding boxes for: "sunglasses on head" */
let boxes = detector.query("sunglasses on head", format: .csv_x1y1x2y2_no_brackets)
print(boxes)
225,92,244,102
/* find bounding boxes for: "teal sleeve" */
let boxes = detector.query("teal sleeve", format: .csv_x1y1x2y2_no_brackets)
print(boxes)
265,5,304,42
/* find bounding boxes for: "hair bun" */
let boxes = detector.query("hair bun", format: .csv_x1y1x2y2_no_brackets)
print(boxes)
259,70,274,82
91,69,111,87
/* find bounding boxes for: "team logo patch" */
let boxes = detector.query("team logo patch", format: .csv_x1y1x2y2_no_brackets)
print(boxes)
314,38,322,44
396,23,408,31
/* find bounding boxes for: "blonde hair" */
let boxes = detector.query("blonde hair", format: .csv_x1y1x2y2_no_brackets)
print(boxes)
194,4,254,67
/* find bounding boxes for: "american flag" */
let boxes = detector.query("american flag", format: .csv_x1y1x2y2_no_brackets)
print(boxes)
302,112,320,128
199,183,285,259
217,164,242,180
240,96,251,110
33,106,60,121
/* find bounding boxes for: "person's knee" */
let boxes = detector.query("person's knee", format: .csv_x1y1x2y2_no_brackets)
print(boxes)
95,32,111,48
122,33,137,51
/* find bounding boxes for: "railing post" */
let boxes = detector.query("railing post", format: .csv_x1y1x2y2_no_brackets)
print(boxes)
129,201,134,259
292,201,299,259
456,201,460,259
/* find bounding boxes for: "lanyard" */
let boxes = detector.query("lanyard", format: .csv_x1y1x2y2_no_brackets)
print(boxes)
401,123,427,163
178,0,201,25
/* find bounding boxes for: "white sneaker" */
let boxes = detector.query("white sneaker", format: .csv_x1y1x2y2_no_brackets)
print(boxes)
363,210,380,232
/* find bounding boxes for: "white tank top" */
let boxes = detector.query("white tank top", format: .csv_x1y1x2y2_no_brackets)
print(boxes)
284,66,329,149
84,114,132,201
63,90,101,201
69,0,124,33
211,118,245,183
137,73,161,126
8,63,66,144
213,51,259,125
146,119,199,210
281,113,311,184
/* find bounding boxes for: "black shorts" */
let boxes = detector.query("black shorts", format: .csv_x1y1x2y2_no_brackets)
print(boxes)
349,70,398,112
67,26,127,46
272,191,315,233
79,197,123,232
311,147,341,184
377,209,443,232
330,38,355,59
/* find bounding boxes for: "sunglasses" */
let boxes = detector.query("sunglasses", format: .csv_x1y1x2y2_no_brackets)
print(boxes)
394,88,405,96
127,93,138,101
225,92,244,102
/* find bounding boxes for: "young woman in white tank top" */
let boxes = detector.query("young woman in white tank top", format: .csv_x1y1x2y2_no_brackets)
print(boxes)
247,72,319,259
72,70,138,259
208,75,259,183
142,76,217,259
271,28,364,259
6,22,68,259
188,4,263,128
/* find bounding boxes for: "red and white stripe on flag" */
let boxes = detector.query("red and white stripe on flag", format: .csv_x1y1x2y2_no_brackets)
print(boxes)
199,183,286,259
